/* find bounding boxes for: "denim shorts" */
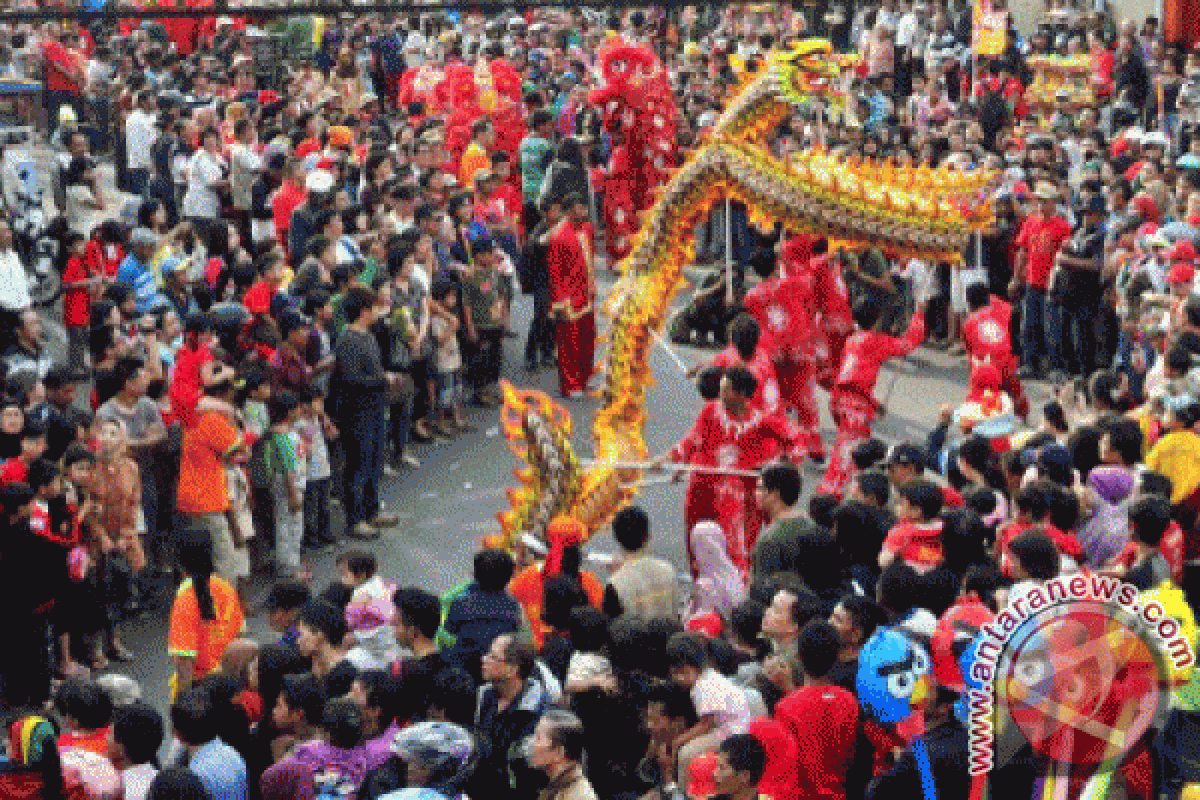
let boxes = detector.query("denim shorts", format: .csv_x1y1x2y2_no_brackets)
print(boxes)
436,370,461,409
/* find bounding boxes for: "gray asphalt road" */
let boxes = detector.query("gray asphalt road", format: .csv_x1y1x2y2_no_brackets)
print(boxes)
31,154,1036,720
106,273,1030,717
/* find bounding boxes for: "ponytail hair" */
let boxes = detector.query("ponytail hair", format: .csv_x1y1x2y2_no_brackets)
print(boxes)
178,535,217,621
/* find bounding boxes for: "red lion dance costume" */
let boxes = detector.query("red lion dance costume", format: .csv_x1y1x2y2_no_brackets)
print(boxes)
397,59,526,182
587,37,678,261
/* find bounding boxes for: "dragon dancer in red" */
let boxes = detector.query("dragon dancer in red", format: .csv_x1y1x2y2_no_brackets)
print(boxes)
744,236,853,461
961,281,1029,419
819,297,928,497
653,366,809,574
705,314,782,417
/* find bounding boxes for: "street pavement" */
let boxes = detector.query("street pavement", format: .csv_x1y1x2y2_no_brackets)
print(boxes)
36,157,1033,717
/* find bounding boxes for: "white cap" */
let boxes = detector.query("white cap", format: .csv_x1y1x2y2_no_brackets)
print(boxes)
58,105,77,125
305,170,334,193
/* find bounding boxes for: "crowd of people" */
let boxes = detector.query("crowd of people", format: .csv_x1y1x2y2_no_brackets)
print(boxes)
1,0,1200,799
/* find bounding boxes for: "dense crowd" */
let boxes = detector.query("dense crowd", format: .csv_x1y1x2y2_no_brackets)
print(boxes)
1,1,1200,799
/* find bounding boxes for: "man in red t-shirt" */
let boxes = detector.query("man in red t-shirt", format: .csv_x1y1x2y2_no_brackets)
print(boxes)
40,27,86,129
60,233,97,378
773,621,860,800
1011,182,1070,379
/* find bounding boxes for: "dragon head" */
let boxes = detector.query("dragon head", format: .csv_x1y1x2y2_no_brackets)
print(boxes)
769,39,860,113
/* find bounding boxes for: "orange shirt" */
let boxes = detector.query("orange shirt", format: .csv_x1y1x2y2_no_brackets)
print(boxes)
168,575,244,676
459,142,490,189
176,411,240,514
509,565,604,649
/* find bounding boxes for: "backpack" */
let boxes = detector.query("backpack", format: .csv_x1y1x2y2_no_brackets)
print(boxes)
247,431,282,490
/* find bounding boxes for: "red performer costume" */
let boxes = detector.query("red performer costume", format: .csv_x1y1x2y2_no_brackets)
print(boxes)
663,367,808,573
747,237,853,460
961,290,1029,418
709,315,782,416
546,206,596,397
587,37,677,261
819,303,927,496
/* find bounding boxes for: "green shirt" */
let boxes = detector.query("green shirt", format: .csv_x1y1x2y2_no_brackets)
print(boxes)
752,516,825,578
461,269,503,332
519,135,555,203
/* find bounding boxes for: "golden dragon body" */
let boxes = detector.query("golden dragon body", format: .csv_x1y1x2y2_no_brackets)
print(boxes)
491,40,999,550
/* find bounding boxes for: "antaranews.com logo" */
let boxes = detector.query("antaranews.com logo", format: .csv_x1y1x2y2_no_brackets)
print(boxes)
966,573,1195,776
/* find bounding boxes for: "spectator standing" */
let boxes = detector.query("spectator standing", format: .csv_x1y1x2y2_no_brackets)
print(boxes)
0,218,31,314
1054,193,1108,379
443,548,524,676
519,110,557,231
182,127,229,234
117,229,168,315
168,536,245,699
710,734,768,800
1012,182,1071,381
773,622,860,800
175,365,245,574
604,506,682,621
97,357,167,566
125,92,158,197
329,286,401,540
229,119,263,248
520,196,561,372
752,463,821,580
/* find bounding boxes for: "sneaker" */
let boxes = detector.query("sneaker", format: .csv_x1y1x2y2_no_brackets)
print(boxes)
1016,366,1038,380
1046,370,1067,386
347,522,381,540
383,464,399,477
401,451,421,469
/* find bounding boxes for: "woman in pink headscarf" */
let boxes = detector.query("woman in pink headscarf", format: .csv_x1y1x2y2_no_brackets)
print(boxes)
686,521,747,623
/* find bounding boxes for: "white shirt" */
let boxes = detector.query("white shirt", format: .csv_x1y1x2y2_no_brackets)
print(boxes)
895,11,921,48
124,109,157,172
122,764,158,800
404,31,427,66
0,248,30,311
229,142,262,211
182,149,225,219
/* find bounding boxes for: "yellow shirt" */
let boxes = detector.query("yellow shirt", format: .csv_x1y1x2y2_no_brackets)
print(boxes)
459,142,490,190
1145,430,1200,504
